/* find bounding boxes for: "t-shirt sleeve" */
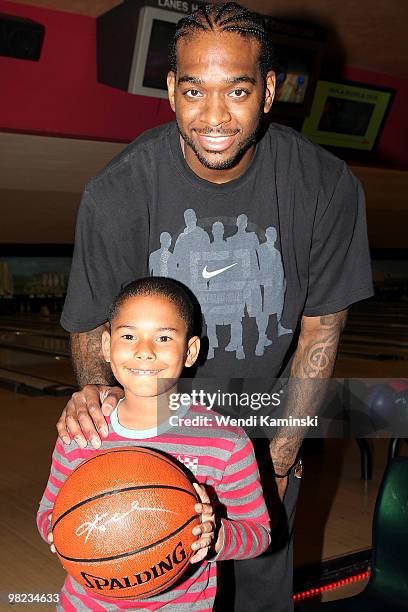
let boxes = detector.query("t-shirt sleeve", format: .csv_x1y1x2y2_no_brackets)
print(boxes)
214,433,271,561
61,188,148,332
36,438,73,542
303,164,374,316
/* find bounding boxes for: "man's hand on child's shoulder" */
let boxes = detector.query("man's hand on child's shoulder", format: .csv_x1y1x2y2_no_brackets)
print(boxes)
57,385,124,450
190,483,222,563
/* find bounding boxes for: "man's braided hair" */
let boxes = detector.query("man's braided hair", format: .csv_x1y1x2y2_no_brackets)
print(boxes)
169,2,275,80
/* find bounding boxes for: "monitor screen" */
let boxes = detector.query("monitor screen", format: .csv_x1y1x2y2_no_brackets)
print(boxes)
128,7,182,99
142,19,177,90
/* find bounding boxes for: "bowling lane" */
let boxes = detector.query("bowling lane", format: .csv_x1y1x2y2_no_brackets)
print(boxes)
0,314,75,390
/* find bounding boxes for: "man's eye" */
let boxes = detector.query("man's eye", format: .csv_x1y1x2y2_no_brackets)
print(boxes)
185,89,202,98
230,89,248,98
122,334,134,340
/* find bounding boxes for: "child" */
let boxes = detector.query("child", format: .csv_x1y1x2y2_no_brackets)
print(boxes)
37,276,271,611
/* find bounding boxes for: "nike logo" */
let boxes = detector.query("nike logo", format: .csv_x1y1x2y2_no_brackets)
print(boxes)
202,263,238,279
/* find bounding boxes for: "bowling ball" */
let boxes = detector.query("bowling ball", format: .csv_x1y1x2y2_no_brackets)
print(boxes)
366,384,396,431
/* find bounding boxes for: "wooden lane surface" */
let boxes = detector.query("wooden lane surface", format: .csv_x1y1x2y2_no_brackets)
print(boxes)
0,390,66,610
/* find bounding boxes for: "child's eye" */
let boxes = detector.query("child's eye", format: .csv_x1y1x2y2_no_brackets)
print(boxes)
157,335,172,342
122,334,135,341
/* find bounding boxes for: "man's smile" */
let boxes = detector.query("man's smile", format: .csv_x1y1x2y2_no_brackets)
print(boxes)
196,132,238,152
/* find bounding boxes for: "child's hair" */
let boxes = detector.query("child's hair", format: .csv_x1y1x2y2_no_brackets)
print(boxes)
108,277,196,338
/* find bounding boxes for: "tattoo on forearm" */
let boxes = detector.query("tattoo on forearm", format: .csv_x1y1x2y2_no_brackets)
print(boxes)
270,310,347,474
70,325,114,388
292,311,347,379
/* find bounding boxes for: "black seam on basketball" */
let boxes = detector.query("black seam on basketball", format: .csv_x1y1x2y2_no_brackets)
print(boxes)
53,485,198,530
72,448,185,475
55,514,198,563
93,556,191,599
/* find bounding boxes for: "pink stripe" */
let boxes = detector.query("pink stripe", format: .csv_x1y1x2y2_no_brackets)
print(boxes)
239,521,253,558
44,487,56,504
168,586,217,603
222,461,257,483
65,577,107,611
228,494,266,516
37,511,50,538
229,440,253,463
169,435,235,451
59,590,78,612
227,523,242,558
172,566,217,589
49,472,65,489
53,457,72,477
63,447,94,462
219,478,259,498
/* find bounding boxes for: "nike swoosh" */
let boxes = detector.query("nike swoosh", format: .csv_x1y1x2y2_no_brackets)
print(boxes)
202,263,238,279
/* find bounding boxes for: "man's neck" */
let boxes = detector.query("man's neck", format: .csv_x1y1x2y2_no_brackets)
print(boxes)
180,136,255,185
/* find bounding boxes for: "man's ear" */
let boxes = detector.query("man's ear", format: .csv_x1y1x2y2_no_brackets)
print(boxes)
185,336,200,368
167,70,176,112
101,329,111,363
264,70,276,113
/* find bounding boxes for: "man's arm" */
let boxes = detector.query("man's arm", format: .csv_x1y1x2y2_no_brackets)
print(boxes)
70,326,114,387
57,325,124,449
269,309,348,491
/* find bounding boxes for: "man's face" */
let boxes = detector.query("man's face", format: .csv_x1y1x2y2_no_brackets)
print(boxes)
167,31,275,177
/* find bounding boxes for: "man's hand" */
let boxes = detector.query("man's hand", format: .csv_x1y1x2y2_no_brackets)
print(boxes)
274,475,289,502
57,385,124,449
190,483,219,563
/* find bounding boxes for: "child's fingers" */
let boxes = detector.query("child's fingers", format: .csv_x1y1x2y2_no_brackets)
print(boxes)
193,520,214,536
194,502,213,516
47,523,56,553
193,482,210,504
190,548,208,563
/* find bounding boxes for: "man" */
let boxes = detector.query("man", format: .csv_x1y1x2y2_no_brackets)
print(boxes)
58,3,373,611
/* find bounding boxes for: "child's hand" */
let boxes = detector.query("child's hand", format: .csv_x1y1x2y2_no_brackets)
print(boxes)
47,514,56,554
190,483,216,563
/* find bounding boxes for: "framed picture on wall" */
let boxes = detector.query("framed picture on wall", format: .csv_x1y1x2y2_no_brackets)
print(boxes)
301,80,395,151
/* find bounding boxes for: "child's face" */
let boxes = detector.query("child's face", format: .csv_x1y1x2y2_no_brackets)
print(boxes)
102,294,200,399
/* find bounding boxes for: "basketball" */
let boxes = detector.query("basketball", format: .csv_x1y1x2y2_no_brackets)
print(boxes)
51,447,200,599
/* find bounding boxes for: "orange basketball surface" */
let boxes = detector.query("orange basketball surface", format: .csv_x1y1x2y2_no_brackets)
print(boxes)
52,447,200,599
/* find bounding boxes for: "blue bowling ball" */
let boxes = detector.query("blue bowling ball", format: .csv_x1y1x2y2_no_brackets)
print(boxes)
366,384,396,431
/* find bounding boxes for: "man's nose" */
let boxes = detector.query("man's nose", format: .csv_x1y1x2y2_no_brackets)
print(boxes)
200,93,231,127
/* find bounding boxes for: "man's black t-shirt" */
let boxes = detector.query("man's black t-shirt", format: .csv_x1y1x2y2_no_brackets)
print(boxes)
61,121,373,380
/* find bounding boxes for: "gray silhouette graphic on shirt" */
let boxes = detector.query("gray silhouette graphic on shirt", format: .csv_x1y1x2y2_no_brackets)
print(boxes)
148,210,292,360
171,208,210,296
205,221,245,360
149,232,173,276
256,226,292,356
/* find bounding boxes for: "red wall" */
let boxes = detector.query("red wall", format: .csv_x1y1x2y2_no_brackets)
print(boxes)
1,0,407,167
0,0,174,142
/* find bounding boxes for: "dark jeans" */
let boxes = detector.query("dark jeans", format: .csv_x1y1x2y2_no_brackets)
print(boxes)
215,439,302,612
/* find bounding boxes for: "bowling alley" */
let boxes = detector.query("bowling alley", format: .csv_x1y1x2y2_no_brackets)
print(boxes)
0,0,407,610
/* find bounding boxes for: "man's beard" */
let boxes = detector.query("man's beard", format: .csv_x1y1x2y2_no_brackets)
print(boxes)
176,106,265,171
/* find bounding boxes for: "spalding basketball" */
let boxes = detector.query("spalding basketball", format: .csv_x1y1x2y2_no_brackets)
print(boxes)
52,447,200,599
